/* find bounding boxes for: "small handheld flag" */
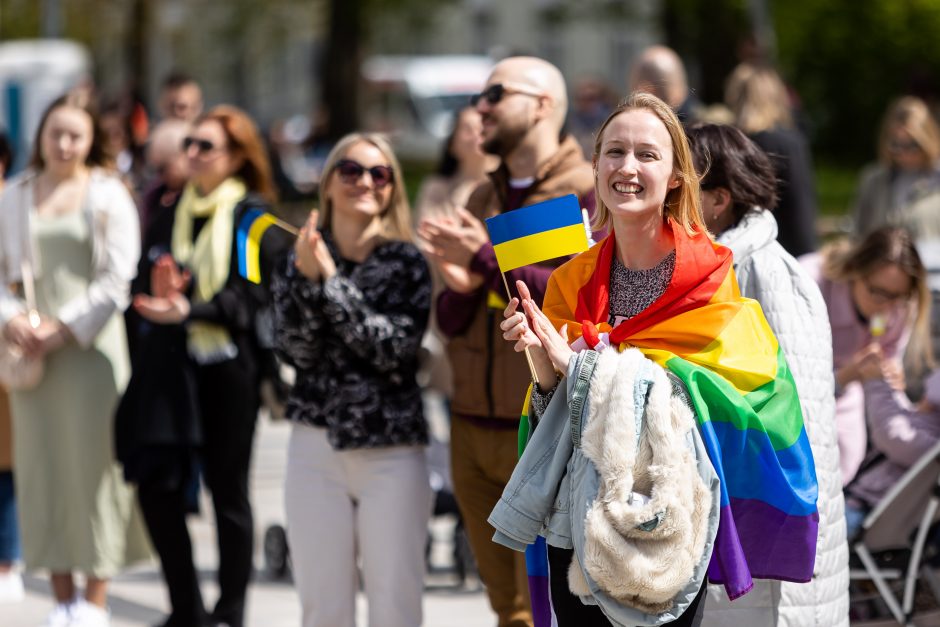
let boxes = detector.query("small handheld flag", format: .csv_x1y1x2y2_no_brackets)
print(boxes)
236,209,299,284
484,194,590,271
484,194,590,386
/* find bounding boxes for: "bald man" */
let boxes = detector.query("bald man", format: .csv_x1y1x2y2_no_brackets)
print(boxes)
419,56,597,627
630,45,703,124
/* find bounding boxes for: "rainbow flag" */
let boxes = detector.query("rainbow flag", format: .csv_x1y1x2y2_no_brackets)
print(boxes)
484,194,589,271
539,220,818,601
236,209,279,284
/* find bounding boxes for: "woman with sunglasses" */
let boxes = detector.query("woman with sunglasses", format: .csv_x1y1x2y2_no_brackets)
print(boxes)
128,105,282,627
272,133,432,627
852,97,940,238
800,226,933,488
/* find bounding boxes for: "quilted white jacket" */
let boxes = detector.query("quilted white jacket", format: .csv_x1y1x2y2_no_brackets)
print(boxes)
701,210,849,626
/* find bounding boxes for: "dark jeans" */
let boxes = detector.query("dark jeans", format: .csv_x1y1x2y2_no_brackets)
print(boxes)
138,357,259,627
0,471,19,562
547,545,706,626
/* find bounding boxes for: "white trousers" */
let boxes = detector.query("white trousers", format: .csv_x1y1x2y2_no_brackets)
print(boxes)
284,423,431,627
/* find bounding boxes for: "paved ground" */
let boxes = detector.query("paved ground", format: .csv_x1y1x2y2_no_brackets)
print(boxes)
4,418,496,626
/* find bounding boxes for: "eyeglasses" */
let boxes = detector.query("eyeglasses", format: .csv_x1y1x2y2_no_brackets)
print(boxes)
335,159,394,189
470,83,544,107
182,137,217,154
864,279,910,304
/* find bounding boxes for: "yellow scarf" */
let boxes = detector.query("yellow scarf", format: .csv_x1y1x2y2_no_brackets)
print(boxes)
171,177,247,363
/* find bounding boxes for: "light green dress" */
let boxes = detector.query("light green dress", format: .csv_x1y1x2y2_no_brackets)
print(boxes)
10,207,150,578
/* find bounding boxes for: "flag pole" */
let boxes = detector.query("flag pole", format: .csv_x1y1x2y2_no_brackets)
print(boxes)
501,272,541,386
271,217,300,237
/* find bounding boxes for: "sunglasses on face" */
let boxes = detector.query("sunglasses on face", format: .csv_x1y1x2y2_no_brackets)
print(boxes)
182,136,217,154
470,83,544,106
335,159,394,189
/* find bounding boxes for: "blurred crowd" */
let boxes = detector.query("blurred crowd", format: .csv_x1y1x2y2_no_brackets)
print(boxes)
0,41,940,627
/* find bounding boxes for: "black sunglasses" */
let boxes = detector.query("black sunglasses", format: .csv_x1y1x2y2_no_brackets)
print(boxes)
470,83,544,107
182,136,217,153
335,159,394,189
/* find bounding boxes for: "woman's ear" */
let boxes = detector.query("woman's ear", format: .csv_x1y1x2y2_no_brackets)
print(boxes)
712,187,732,212
667,172,681,189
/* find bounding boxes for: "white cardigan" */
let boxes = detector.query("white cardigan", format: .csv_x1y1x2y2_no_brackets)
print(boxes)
0,168,140,348
701,210,849,626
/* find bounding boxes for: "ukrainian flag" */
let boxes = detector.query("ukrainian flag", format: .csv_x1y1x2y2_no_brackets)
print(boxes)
484,194,589,272
236,209,279,284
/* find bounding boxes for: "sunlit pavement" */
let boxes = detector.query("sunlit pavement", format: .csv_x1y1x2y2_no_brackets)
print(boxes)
4,418,495,626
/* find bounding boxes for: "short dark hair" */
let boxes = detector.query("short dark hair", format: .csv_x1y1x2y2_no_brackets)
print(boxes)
687,123,778,223
161,71,198,91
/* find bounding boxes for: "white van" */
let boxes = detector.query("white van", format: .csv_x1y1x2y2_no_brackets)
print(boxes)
361,55,493,162
0,39,92,172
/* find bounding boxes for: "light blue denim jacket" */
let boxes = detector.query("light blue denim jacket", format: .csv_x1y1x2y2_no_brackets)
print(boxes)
488,350,721,626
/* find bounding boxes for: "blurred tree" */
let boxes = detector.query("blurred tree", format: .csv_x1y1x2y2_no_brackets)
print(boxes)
774,0,940,161
320,0,455,141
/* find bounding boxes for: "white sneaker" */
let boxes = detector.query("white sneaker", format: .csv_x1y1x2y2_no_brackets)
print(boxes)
40,603,71,627
69,599,111,627
0,570,24,603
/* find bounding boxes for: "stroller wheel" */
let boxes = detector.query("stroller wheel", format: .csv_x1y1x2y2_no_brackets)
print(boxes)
263,524,290,578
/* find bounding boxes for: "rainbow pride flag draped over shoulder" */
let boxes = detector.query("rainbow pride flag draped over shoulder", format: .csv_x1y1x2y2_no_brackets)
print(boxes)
540,219,818,601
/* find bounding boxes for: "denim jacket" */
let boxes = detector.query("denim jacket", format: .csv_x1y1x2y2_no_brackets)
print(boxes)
488,349,721,626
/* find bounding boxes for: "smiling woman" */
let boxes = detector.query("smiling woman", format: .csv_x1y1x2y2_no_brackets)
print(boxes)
272,133,432,627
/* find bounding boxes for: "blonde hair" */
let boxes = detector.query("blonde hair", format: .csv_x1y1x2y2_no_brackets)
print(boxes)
590,91,706,236
877,96,940,166
318,133,413,242
725,64,794,134
822,226,934,374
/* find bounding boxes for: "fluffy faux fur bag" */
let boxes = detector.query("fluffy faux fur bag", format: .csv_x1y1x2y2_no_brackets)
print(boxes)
568,347,713,615
0,260,44,391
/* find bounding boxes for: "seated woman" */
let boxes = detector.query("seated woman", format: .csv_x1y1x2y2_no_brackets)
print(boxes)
800,227,933,486
845,365,940,538
687,123,848,625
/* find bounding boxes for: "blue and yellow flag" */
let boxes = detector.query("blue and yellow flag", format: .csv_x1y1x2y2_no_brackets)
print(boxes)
484,194,589,272
236,209,279,284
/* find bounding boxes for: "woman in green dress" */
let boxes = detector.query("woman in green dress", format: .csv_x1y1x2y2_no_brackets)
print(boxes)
0,93,149,627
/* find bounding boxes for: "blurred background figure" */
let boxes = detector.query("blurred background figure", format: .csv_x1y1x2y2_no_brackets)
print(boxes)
158,72,204,123
267,109,332,203
851,96,940,238
128,105,281,627
100,99,144,191
801,227,933,487
273,133,432,627
567,77,616,157
629,45,704,125
0,131,23,606
140,119,191,234
725,63,819,258
688,123,849,625
0,93,148,627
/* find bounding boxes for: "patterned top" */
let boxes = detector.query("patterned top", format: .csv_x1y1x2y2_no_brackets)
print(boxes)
607,250,676,325
272,232,432,450
530,250,676,419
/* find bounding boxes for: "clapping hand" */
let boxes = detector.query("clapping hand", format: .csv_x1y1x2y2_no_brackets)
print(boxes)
134,254,192,324
294,210,336,282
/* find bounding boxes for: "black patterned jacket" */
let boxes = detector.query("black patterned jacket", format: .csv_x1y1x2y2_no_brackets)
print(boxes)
272,232,431,450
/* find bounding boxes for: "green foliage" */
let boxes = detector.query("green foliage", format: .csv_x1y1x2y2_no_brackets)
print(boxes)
774,0,940,161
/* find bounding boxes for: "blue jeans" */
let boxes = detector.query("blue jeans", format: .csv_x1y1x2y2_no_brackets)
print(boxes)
845,501,869,541
0,471,19,562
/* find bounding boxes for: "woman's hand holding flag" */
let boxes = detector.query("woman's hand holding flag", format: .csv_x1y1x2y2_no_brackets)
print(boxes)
501,279,573,390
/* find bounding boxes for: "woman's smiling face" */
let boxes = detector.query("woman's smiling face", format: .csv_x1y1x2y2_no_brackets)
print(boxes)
595,108,679,225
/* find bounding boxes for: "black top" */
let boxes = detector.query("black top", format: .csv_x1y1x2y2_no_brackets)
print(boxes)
272,232,432,450
750,127,819,258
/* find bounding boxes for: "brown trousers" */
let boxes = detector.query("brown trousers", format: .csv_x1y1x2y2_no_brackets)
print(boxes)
451,416,532,627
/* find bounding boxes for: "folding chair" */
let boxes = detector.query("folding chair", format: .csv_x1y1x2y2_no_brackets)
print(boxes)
850,440,940,626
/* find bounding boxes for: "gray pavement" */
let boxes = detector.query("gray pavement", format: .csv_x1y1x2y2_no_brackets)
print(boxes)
3,418,496,626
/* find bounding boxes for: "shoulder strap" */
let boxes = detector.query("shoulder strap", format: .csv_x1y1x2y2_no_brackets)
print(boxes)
569,350,599,449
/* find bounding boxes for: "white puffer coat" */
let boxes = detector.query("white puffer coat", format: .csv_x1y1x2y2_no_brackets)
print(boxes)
701,210,849,626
